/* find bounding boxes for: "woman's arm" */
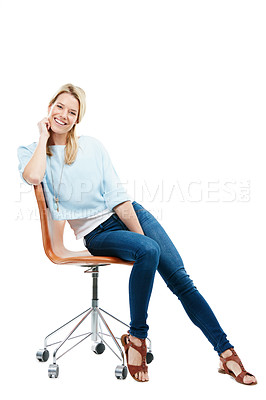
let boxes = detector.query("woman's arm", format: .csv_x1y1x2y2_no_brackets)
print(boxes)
113,201,144,235
23,118,50,185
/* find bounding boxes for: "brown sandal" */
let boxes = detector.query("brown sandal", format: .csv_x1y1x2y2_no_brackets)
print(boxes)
121,332,148,382
218,348,257,385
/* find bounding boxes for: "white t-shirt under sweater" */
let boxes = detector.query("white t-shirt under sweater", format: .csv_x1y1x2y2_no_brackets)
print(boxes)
68,208,114,240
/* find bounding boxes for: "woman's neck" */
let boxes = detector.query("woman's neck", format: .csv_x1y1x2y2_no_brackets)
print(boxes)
48,132,67,146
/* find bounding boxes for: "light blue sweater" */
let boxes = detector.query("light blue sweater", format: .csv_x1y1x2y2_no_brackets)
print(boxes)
17,135,131,220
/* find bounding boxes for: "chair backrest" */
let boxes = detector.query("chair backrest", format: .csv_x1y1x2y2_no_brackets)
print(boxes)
34,183,133,266
34,183,72,263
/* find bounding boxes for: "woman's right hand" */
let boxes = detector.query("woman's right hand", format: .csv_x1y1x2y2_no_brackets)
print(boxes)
37,117,51,140
23,117,51,185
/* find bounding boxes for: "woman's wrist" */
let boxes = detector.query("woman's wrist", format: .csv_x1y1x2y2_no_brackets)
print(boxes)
39,134,49,146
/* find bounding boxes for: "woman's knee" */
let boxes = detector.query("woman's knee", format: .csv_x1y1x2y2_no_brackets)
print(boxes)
136,237,161,265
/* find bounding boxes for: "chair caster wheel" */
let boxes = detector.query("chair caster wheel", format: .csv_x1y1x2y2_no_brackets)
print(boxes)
36,349,50,362
92,342,105,354
48,364,59,378
115,365,128,380
146,351,154,364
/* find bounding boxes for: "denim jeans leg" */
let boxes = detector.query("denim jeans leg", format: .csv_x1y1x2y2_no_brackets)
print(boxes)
84,216,160,339
132,202,234,355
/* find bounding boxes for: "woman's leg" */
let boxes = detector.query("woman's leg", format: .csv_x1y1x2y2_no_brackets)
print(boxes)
83,214,160,339
130,202,256,384
131,201,233,355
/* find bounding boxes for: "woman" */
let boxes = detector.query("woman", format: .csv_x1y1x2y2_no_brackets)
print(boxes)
17,83,257,384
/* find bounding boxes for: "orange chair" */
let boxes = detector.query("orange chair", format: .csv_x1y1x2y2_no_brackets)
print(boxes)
34,183,153,379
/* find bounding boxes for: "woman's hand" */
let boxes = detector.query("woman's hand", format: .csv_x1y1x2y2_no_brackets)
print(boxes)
23,117,50,185
37,117,51,141
113,201,144,235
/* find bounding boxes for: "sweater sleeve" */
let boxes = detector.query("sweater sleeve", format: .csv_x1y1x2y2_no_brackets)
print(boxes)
98,140,132,210
17,144,35,185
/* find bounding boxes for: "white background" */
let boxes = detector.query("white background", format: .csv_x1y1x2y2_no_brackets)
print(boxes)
2,0,265,398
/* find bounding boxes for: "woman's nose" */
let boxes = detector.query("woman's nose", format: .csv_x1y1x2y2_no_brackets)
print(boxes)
60,109,68,119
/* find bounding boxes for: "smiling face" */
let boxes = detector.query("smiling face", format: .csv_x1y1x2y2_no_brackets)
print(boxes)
48,92,80,135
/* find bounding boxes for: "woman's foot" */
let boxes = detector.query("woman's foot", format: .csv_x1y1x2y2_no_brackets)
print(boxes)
121,334,149,382
219,348,257,385
128,335,149,382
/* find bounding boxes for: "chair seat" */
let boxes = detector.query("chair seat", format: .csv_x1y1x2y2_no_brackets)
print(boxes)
45,246,134,266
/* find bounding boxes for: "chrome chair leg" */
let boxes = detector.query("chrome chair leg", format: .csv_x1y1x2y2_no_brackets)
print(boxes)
97,308,125,364
44,307,92,349
52,308,93,363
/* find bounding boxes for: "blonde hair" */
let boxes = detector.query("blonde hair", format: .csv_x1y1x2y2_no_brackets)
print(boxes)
47,83,86,164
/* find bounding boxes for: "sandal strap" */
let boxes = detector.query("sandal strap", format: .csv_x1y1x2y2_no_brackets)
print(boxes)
127,339,147,355
235,370,251,384
127,363,148,375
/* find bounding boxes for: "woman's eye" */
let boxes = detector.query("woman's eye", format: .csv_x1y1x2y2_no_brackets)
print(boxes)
57,105,63,109
70,112,76,115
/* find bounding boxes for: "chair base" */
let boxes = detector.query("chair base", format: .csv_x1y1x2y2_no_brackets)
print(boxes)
36,267,153,379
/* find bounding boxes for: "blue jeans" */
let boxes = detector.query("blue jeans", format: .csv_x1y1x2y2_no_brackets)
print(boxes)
83,201,233,355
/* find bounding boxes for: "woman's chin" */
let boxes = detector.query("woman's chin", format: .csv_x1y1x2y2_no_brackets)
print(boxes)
50,126,68,135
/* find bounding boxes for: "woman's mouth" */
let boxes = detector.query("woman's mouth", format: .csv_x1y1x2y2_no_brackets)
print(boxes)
54,118,67,126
